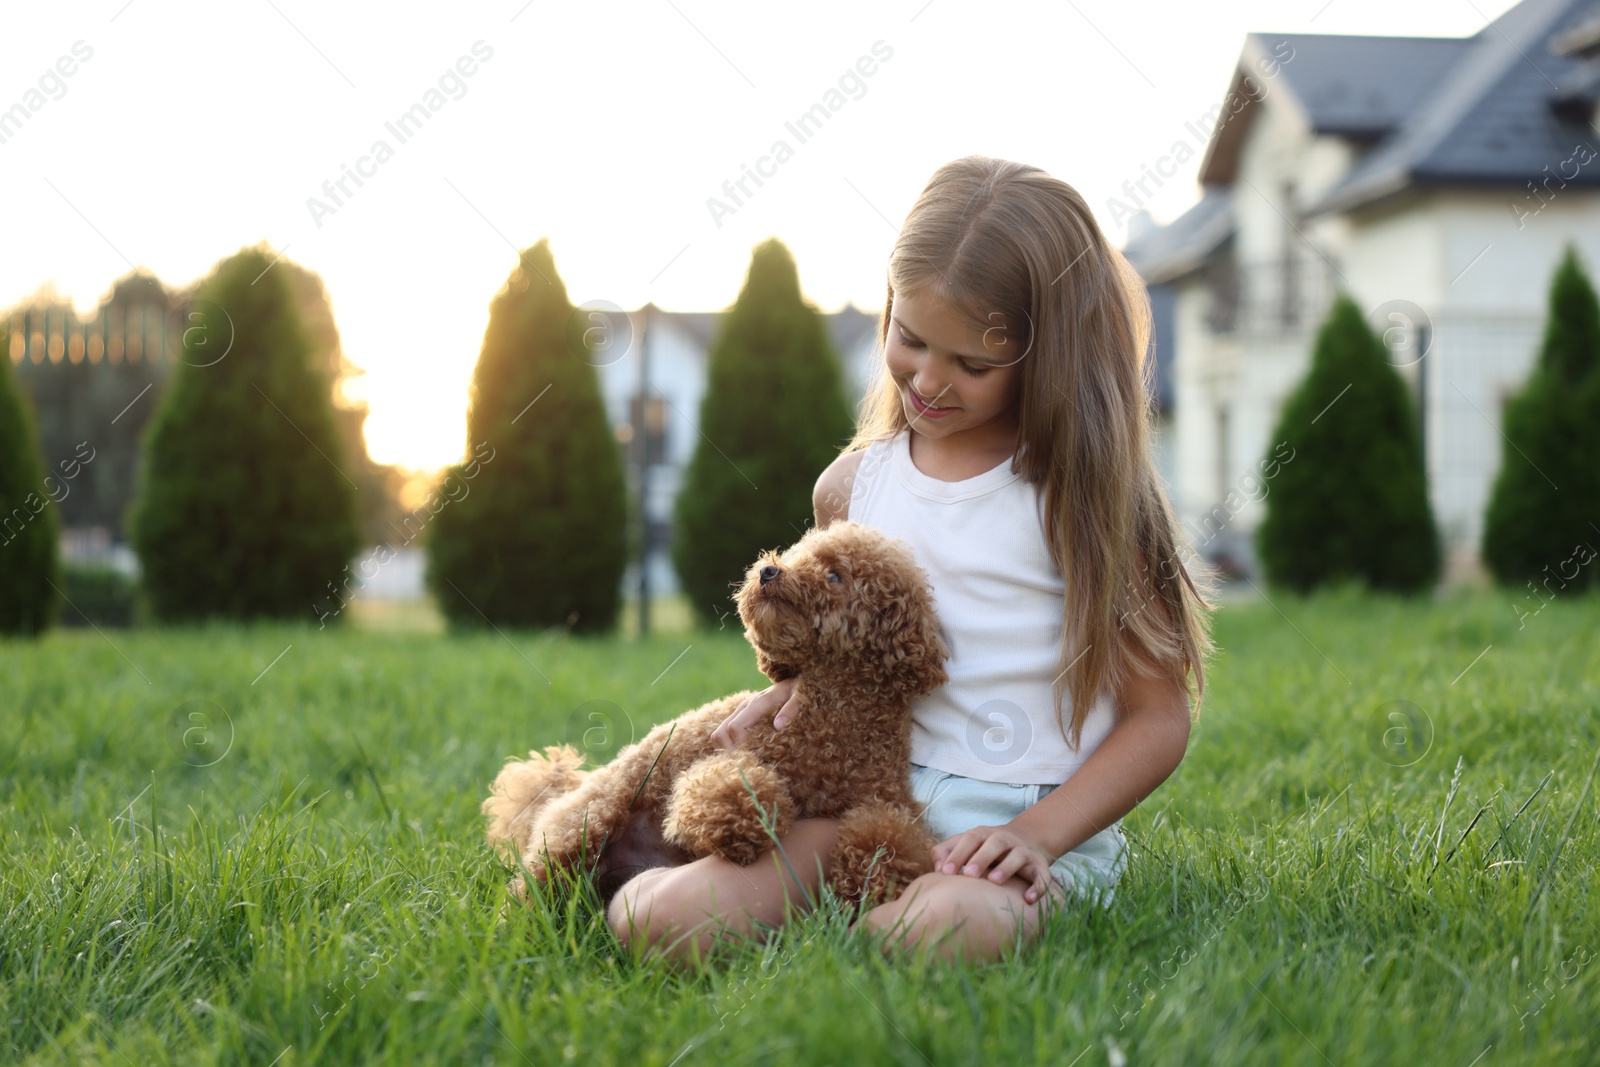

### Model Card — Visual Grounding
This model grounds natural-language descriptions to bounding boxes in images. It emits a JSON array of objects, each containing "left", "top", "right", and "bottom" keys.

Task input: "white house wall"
[
  {"left": 1170, "top": 88, "right": 1370, "bottom": 573},
  {"left": 1299, "top": 133, "right": 1357, "bottom": 213},
  {"left": 1428, "top": 189, "right": 1600, "bottom": 568},
  {"left": 1170, "top": 279, "right": 1227, "bottom": 560},
  {"left": 1340, "top": 195, "right": 1444, "bottom": 311},
  {"left": 595, "top": 311, "right": 709, "bottom": 601},
  {"left": 1166, "top": 50, "right": 1600, "bottom": 584},
  {"left": 1159, "top": 277, "right": 1297, "bottom": 577},
  {"left": 1232, "top": 88, "right": 1311, "bottom": 264}
]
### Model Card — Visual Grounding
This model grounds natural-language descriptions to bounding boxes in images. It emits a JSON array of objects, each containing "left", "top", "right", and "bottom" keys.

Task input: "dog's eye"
[{"left": 826, "top": 570, "right": 842, "bottom": 584}]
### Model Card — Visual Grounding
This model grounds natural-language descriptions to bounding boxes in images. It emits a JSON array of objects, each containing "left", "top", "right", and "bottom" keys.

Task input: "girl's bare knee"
[
  {"left": 859, "top": 872, "right": 942, "bottom": 951},
  {"left": 605, "top": 818, "right": 844, "bottom": 964},
  {"left": 859, "top": 872, "right": 1043, "bottom": 964},
  {"left": 606, "top": 865, "right": 674, "bottom": 951},
  {"left": 607, "top": 864, "right": 747, "bottom": 969}
]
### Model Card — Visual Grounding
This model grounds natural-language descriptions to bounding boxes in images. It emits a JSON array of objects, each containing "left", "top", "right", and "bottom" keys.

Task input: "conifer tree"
[
  {"left": 130, "top": 244, "right": 360, "bottom": 621},
  {"left": 1255, "top": 292, "right": 1440, "bottom": 593},
  {"left": 671, "top": 238, "right": 855, "bottom": 626},
  {"left": 279, "top": 259, "right": 406, "bottom": 547},
  {"left": 0, "top": 323, "right": 61, "bottom": 635},
  {"left": 426, "top": 239, "right": 628, "bottom": 633},
  {"left": 1482, "top": 244, "right": 1600, "bottom": 594}
]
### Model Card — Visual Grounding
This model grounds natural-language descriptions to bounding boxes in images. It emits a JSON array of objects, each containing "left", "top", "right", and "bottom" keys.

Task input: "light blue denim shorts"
[{"left": 909, "top": 761, "right": 1129, "bottom": 907}]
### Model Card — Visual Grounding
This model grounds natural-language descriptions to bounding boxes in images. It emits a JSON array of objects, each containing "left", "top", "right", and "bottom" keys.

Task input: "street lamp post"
[{"left": 636, "top": 303, "right": 652, "bottom": 639}]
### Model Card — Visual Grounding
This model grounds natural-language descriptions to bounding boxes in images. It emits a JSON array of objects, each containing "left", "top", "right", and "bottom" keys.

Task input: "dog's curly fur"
[{"left": 482, "top": 520, "right": 949, "bottom": 911}]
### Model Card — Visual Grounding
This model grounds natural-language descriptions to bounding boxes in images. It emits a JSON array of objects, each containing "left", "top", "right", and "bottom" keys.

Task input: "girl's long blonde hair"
[{"left": 847, "top": 154, "right": 1217, "bottom": 747}]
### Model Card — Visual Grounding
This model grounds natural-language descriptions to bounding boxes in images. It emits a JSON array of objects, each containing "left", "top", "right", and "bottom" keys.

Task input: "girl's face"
[{"left": 885, "top": 287, "right": 1025, "bottom": 443}]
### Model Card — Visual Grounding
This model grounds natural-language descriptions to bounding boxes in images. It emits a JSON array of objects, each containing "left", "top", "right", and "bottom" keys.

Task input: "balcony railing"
[{"left": 1202, "top": 249, "right": 1343, "bottom": 337}]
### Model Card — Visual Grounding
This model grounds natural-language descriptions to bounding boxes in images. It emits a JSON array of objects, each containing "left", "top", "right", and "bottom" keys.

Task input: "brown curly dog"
[{"left": 482, "top": 519, "right": 949, "bottom": 911}]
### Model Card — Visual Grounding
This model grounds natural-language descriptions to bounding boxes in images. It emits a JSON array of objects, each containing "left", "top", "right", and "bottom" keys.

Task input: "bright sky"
[{"left": 4, "top": 0, "right": 1518, "bottom": 471}]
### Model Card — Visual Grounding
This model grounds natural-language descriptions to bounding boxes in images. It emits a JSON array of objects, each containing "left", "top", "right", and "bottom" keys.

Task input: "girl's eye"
[{"left": 899, "top": 329, "right": 992, "bottom": 376}]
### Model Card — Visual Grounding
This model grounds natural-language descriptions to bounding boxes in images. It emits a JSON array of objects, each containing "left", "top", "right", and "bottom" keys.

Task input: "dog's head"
[{"left": 734, "top": 520, "right": 948, "bottom": 697}]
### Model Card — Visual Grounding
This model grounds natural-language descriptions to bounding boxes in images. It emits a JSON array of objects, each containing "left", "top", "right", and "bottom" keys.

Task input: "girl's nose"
[{"left": 913, "top": 376, "right": 952, "bottom": 404}]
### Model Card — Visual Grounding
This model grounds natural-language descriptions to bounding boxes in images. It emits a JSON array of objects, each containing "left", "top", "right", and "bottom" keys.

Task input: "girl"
[{"left": 607, "top": 154, "right": 1216, "bottom": 968}]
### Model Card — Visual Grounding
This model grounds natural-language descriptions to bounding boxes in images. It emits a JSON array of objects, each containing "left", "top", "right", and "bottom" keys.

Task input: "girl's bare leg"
[
  {"left": 606, "top": 817, "right": 842, "bottom": 971},
  {"left": 858, "top": 869, "right": 1060, "bottom": 964}
]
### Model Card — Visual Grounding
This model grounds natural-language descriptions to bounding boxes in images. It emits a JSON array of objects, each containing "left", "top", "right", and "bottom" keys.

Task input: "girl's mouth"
[{"left": 907, "top": 386, "right": 956, "bottom": 418}]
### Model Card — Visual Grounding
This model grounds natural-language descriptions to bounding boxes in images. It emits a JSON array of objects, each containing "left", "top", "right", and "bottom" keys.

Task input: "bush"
[
  {"left": 129, "top": 244, "right": 361, "bottom": 622},
  {"left": 1255, "top": 292, "right": 1440, "bottom": 594},
  {"left": 426, "top": 239, "right": 628, "bottom": 633},
  {"left": 0, "top": 324, "right": 61, "bottom": 636},
  {"left": 1481, "top": 244, "right": 1600, "bottom": 594},
  {"left": 671, "top": 238, "right": 855, "bottom": 626},
  {"left": 55, "top": 564, "right": 138, "bottom": 628}
]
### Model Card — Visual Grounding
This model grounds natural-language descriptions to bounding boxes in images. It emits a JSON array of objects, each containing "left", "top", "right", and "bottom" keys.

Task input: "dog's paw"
[
  {"left": 829, "top": 802, "right": 937, "bottom": 908},
  {"left": 832, "top": 844, "right": 930, "bottom": 909},
  {"left": 663, "top": 810, "right": 771, "bottom": 866},
  {"left": 662, "top": 751, "right": 794, "bottom": 865},
  {"left": 705, "top": 829, "right": 772, "bottom": 867}
]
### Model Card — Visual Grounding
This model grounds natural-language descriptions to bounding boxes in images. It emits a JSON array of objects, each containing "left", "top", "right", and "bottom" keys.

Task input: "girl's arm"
[
  {"left": 933, "top": 666, "right": 1191, "bottom": 903},
  {"left": 1004, "top": 667, "right": 1191, "bottom": 860}
]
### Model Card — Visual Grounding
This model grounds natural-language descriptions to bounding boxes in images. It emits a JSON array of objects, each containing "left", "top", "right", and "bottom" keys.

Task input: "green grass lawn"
[{"left": 2, "top": 587, "right": 1597, "bottom": 1066}]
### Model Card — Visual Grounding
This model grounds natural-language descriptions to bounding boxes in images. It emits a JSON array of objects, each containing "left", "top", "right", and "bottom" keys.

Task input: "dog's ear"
[{"left": 867, "top": 589, "right": 949, "bottom": 696}]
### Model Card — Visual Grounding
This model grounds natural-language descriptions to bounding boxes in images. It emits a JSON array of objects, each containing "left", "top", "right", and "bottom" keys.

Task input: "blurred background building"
[
  {"left": 6, "top": 265, "right": 405, "bottom": 587},
  {"left": 1125, "top": 0, "right": 1600, "bottom": 583}
]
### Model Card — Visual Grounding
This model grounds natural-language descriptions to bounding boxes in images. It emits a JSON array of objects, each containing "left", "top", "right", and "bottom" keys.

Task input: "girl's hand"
[
  {"left": 931, "top": 822, "right": 1062, "bottom": 905},
  {"left": 711, "top": 676, "right": 801, "bottom": 751}
]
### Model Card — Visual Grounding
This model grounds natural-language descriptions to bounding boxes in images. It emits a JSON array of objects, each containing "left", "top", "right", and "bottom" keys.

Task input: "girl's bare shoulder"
[{"left": 813, "top": 447, "right": 872, "bottom": 527}]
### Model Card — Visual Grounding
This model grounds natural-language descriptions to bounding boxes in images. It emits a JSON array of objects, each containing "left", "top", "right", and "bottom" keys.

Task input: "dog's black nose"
[{"left": 759, "top": 565, "right": 780, "bottom": 585}]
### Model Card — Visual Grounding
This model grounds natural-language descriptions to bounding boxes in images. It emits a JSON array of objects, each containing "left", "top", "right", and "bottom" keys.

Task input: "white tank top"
[{"left": 848, "top": 427, "right": 1118, "bottom": 786}]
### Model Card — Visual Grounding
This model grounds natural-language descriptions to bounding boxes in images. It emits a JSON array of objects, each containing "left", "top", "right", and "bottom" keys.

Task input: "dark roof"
[
  {"left": 1196, "top": 34, "right": 1468, "bottom": 185},
  {"left": 1249, "top": 34, "right": 1468, "bottom": 139},
  {"left": 822, "top": 303, "right": 882, "bottom": 360},
  {"left": 1305, "top": 0, "right": 1600, "bottom": 216},
  {"left": 643, "top": 303, "right": 882, "bottom": 362},
  {"left": 1125, "top": 0, "right": 1600, "bottom": 273},
  {"left": 1122, "top": 186, "right": 1234, "bottom": 285}
]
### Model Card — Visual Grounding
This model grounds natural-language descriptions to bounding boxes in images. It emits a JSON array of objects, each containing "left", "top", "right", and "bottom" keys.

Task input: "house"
[
  {"left": 6, "top": 274, "right": 178, "bottom": 576},
  {"left": 1123, "top": 0, "right": 1600, "bottom": 583},
  {"left": 592, "top": 287, "right": 1176, "bottom": 607},
  {"left": 11, "top": 279, "right": 1158, "bottom": 612},
  {"left": 7, "top": 262, "right": 399, "bottom": 571},
  {"left": 593, "top": 302, "right": 883, "bottom": 601}
]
